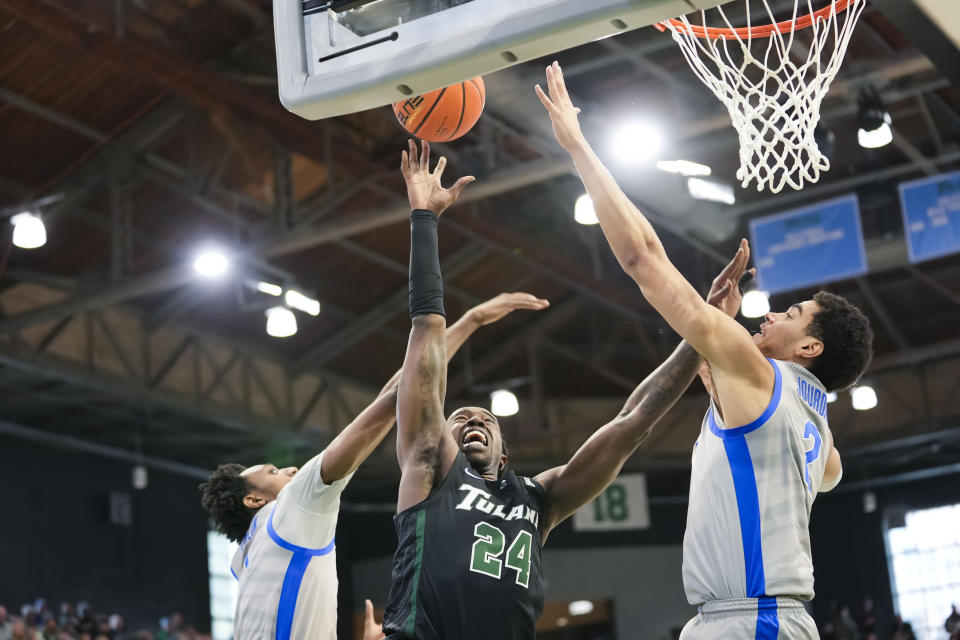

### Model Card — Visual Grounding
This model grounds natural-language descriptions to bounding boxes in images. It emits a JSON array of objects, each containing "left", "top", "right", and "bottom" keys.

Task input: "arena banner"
[
  {"left": 749, "top": 194, "right": 868, "bottom": 294},
  {"left": 899, "top": 169, "right": 960, "bottom": 263},
  {"left": 573, "top": 472, "right": 650, "bottom": 531}
]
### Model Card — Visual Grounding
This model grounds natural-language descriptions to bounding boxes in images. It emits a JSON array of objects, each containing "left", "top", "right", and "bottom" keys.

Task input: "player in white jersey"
[
  {"left": 537, "top": 61, "right": 874, "bottom": 639},
  {"left": 198, "top": 292, "right": 549, "bottom": 640}
]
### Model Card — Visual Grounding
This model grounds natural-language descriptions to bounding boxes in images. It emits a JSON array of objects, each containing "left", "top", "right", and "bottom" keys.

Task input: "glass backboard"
[{"left": 274, "top": 0, "right": 728, "bottom": 120}]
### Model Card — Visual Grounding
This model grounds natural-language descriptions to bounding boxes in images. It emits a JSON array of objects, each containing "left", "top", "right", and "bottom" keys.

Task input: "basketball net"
[{"left": 657, "top": 0, "right": 866, "bottom": 193}]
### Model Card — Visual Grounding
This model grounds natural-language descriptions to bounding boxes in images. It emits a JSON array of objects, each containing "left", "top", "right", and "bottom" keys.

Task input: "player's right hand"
[
  {"left": 401, "top": 139, "right": 475, "bottom": 216},
  {"left": 535, "top": 61, "right": 586, "bottom": 152},
  {"left": 706, "top": 238, "right": 755, "bottom": 318}
]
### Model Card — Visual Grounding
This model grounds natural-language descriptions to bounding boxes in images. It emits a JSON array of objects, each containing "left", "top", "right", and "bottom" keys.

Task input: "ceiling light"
[
  {"left": 612, "top": 121, "right": 662, "bottom": 164},
  {"left": 556, "top": 618, "right": 569, "bottom": 627},
  {"left": 193, "top": 249, "right": 230, "bottom": 278},
  {"left": 132, "top": 465, "right": 148, "bottom": 491},
  {"left": 574, "top": 194, "right": 598, "bottom": 225},
  {"left": 266, "top": 306, "right": 298, "bottom": 338},
  {"left": 656, "top": 159, "right": 711, "bottom": 177},
  {"left": 741, "top": 290, "right": 770, "bottom": 319},
  {"left": 858, "top": 88, "right": 893, "bottom": 149},
  {"left": 256, "top": 281, "right": 283, "bottom": 297},
  {"left": 687, "top": 177, "right": 735, "bottom": 205},
  {"left": 10, "top": 212, "right": 46, "bottom": 249},
  {"left": 851, "top": 385, "right": 877, "bottom": 411},
  {"left": 490, "top": 389, "right": 519, "bottom": 417},
  {"left": 285, "top": 289, "right": 321, "bottom": 316},
  {"left": 568, "top": 600, "right": 594, "bottom": 616},
  {"left": 827, "top": 391, "right": 838, "bottom": 404},
  {"left": 857, "top": 118, "right": 892, "bottom": 149}
]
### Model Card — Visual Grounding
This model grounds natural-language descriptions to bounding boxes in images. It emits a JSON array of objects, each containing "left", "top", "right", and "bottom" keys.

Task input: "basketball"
[{"left": 393, "top": 77, "right": 485, "bottom": 142}]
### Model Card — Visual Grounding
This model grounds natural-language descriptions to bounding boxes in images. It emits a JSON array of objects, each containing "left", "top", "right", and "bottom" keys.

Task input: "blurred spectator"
[
  {"left": 832, "top": 601, "right": 861, "bottom": 640},
  {"left": 891, "top": 615, "right": 916, "bottom": 640},
  {"left": 10, "top": 620, "right": 31, "bottom": 640},
  {"left": 0, "top": 599, "right": 208, "bottom": 640},
  {"left": 0, "top": 606, "right": 13, "bottom": 640},
  {"left": 947, "top": 604, "right": 960, "bottom": 635},
  {"left": 40, "top": 619, "right": 58, "bottom": 640}
]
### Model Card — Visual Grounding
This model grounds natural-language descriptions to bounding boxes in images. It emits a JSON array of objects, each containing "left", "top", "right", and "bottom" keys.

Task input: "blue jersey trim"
[
  {"left": 275, "top": 553, "right": 313, "bottom": 640},
  {"left": 721, "top": 436, "right": 766, "bottom": 598},
  {"left": 755, "top": 596, "right": 779, "bottom": 639},
  {"left": 266, "top": 507, "right": 336, "bottom": 640},
  {"left": 230, "top": 566, "right": 239, "bottom": 581},
  {"left": 708, "top": 359, "right": 782, "bottom": 439},
  {"left": 266, "top": 508, "right": 336, "bottom": 556}
]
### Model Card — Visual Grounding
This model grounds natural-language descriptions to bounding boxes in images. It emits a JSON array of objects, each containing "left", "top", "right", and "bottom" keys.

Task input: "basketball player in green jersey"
[{"left": 381, "top": 140, "right": 753, "bottom": 640}]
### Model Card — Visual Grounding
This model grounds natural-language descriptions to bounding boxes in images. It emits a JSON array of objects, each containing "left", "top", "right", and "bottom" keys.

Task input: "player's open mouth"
[{"left": 462, "top": 428, "right": 488, "bottom": 447}]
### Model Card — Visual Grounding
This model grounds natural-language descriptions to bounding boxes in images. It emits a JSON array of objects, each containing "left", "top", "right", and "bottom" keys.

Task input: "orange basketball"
[{"left": 393, "top": 77, "right": 485, "bottom": 143}]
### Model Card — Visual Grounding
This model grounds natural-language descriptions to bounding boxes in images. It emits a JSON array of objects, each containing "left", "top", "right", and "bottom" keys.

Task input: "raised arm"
[
  {"left": 319, "top": 293, "right": 544, "bottom": 484},
  {"left": 534, "top": 245, "right": 753, "bottom": 538},
  {"left": 536, "top": 62, "right": 773, "bottom": 425},
  {"left": 395, "top": 140, "right": 473, "bottom": 512}
]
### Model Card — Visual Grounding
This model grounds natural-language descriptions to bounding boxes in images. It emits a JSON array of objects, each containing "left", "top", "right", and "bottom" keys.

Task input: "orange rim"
[{"left": 654, "top": 0, "right": 857, "bottom": 39}]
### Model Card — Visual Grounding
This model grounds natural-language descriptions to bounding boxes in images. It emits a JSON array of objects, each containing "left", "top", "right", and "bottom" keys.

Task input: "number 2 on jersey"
[
  {"left": 803, "top": 420, "right": 822, "bottom": 494},
  {"left": 470, "top": 522, "right": 533, "bottom": 588}
]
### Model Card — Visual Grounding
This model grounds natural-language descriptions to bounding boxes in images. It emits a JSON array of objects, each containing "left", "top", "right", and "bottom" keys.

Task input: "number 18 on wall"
[{"left": 572, "top": 473, "right": 651, "bottom": 532}]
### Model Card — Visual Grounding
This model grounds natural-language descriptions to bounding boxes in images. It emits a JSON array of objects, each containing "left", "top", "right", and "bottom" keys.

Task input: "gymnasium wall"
[
  {"left": 808, "top": 470, "right": 960, "bottom": 626},
  {"left": 0, "top": 435, "right": 211, "bottom": 632}
]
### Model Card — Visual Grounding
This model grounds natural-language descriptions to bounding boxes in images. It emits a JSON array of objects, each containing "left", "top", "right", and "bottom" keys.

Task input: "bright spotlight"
[
  {"left": 827, "top": 391, "right": 838, "bottom": 404},
  {"left": 574, "top": 194, "right": 598, "bottom": 225},
  {"left": 266, "top": 306, "right": 297, "bottom": 338},
  {"left": 851, "top": 385, "right": 877, "bottom": 411},
  {"left": 10, "top": 212, "right": 47, "bottom": 249},
  {"left": 490, "top": 389, "right": 519, "bottom": 417},
  {"left": 656, "top": 160, "right": 711, "bottom": 177},
  {"left": 740, "top": 290, "right": 770, "bottom": 319},
  {"left": 568, "top": 601, "right": 594, "bottom": 616},
  {"left": 687, "top": 177, "right": 735, "bottom": 205},
  {"left": 857, "top": 119, "right": 892, "bottom": 149},
  {"left": 858, "top": 88, "right": 893, "bottom": 149},
  {"left": 285, "top": 289, "right": 321, "bottom": 316},
  {"left": 256, "top": 281, "right": 283, "bottom": 297},
  {"left": 193, "top": 249, "right": 230, "bottom": 278},
  {"left": 612, "top": 122, "right": 662, "bottom": 164}
]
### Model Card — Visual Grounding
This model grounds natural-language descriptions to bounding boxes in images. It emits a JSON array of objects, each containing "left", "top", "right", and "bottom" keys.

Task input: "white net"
[{"left": 659, "top": 0, "right": 866, "bottom": 193}]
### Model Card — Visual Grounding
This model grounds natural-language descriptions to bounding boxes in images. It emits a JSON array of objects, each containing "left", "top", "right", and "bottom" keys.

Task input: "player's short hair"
[
  {"left": 199, "top": 463, "right": 257, "bottom": 543},
  {"left": 806, "top": 291, "right": 873, "bottom": 392}
]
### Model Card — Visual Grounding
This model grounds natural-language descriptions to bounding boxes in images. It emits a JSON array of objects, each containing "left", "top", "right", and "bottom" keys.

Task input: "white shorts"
[{"left": 680, "top": 597, "right": 819, "bottom": 640}]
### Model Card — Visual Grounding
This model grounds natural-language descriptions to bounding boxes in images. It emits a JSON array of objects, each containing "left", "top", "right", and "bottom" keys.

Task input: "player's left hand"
[
  {"left": 467, "top": 292, "right": 551, "bottom": 327},
  {"left": 535, "top": 61, "right": 586, "bottom": 151},
  {"left": 401, "top": 139, "right": 475, "bottom": 216},
  {"left": 706, "top": 238, "right": 755, "bottom": 318},
  {"left": 362, "top": 599, "right": 385, "bottom": 640}
]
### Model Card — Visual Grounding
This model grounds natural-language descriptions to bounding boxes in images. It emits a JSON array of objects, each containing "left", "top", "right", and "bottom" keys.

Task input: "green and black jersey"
[{"left": 382, "top": 451, "right": 546, "bottom": 640}]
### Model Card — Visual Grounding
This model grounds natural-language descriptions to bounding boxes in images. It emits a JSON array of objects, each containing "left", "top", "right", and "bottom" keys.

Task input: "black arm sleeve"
[{"left": 409, "top": 209, "right": 445, "bottom": 318}]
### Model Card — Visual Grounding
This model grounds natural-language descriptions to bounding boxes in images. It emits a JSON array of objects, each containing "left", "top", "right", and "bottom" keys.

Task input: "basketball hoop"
[{"left": 656, "top": 0, "right": 866, "bottom": 194}]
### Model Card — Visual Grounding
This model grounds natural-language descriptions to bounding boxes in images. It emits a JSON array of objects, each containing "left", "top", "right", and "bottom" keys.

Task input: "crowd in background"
[
  {"left": 819, "top": 597, "right": 960, "bottom": 640},
  {"left": 0, "top": 600, "right": 210, "bottom": 640}
]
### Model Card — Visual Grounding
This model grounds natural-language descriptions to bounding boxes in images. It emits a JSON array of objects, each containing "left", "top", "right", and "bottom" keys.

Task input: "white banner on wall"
[{"left": 573, "top": 473, "right": 650, "bottom": 531}]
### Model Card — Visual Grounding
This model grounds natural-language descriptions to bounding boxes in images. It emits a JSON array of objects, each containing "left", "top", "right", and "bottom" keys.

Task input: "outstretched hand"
[
  {"left": 467, "top": 292, "right": 550, "bottom": 327},
  {"left": 363, "top": 599, "right": 385, "bottom": 640},
  {"left": 534, "top": 61, "right": 586, "bottom": 151},
  {"left": 400, "top": 139, "right": 475, "bottom": 216},
  {"left": 706, "top": 238, "right": 755, "bottom": 318}
]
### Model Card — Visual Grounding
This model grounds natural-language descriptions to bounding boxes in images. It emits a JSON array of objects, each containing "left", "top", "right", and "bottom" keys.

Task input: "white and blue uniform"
[
  {"left": 681, "top": 359, "right": 831, "bottom": 639},
  {"left": 232, "top": 452, "right": 353, "bottom": 640}
]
